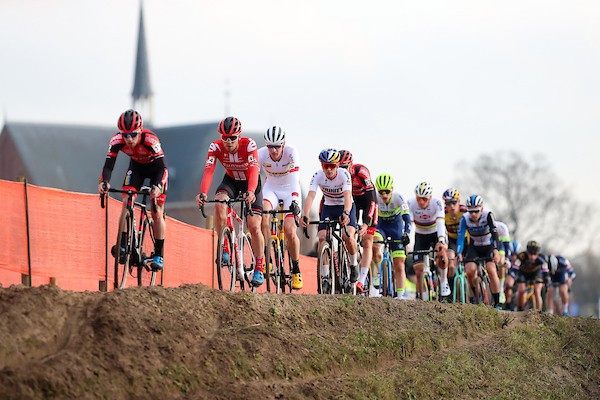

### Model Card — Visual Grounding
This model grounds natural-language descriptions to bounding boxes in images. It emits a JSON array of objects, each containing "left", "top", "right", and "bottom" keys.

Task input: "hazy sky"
[{"left": 2, "top": 0, "right": 600, "bottom": 226}]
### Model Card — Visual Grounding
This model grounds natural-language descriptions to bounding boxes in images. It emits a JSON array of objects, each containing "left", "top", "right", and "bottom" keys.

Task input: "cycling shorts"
[
  {"left": 319, "top": 203, "right": 357, "bottom": 231},
  {"left": 262, "top": 181, "right": 301, "bottom": 217},
  {"left": 216, "top": 174, "right": 263, "bottom": 214},
  {"left": 354, "top": 194, "right": 378, "bottom": 235},
  {"left": 374, "top": 226, "right": 406, "bottom": 258},
  {"left": 413, "top": 232, "right": 438, "bottom": 265},
  {"left": 122, "top": 160, "right": 168, "bottom": 205}
]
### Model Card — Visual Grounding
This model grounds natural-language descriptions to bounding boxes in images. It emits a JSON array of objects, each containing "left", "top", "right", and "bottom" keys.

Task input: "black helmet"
[{"left": 526, "top": 240, "right": 540, "bottom": 254}]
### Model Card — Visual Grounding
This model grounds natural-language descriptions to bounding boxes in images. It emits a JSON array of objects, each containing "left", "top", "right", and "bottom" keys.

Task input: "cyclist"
[
  {"left": 495, "top": 220, "right": 512, "bottom": 306},
  {"left": 338, "top": 150, "right": 378, "bottom": 294},
  {"left": 98, "top": 109, "right": 168, "bottom": 271},
  {"left": 545, "top": 254, "right": 575, "bottom": 316},
  {"left": 300, "top": 149, "right": 360, "bottom": 284},
  {"left": 257, "top": 126, "right": 303, "bottom": 290},
  {"left": 514, "top": 240, "right": 547, "bottom": 311},
  {"left": 442, "top": 188, "right": 467, "bottom": 297},
  {"left": 407, "top": 182, "right": 449, "bottom": 300},
  {"left": 456, "top": 194, "right": 502, "bottom": 307},
  {"left": 373, "top": 173, "right": 411, "bottom": 299},
  {"left": 195, "top": 117, "right": 266, "bottom": 287}
]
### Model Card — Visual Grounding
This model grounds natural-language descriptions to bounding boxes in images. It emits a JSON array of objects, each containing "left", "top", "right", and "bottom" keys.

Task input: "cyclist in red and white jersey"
[
  {"left": 407, "top": 182, "right": 449, "bottom": 300},
  {"left": 98, "top": 109, "right": 168, "bottom": 271},
  {"left": 338, "top": 150, "right": 378, "bottom": 294},
  {"left": 258, "top": 126, "right": 303, "bottom": 289},
  {"left": 196, "top": 117, "right": 266, "bottom": 287},
  {"left": 300, "top": 149, "right": 360, "bottom": 284}
]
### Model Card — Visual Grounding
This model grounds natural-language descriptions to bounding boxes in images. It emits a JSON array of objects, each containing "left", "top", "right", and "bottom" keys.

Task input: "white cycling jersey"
[
  {"left": 258, "top": 145, "right": 301, "bottom": 209},
  {"left": 407, "top": 197, "right": 447, "bottom": 241},
  {"left": 308, "top": 168, "right": 352, "bottom": 206}
]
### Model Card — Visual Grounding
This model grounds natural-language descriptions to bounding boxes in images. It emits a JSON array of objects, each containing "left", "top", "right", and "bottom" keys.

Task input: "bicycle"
[
  {"left": 304, "top": 217, "right": 355, "bottom": 295},
  {"left": 263, "top": 199, "right": 299, "bottom": 294},
  {"left": 411, "top": 248, "right": 440, "bottom": 301},
  {"left": 100, "top": 185, "right": 160, "bottom": 289},
  {"left": 370, "top": 236, "right": 400, "bottom": 298},
  {"left": 200, "top": 196, "right": 257, "bottom": 293},
  {"left": 452, "top": 260, "right": 470, "bottom": 304},
  {"left": 467, "top": 257, "right": 493, "bottom": 305}
]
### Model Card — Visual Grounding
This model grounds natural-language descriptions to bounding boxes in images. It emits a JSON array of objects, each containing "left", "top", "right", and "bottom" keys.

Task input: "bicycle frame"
[
  {"left": 452, "top": 261, "right": 469, "bottom": 304},
  {"left": 411, "top": 248, "right": 439, "bottom": 301},
  {"left": 264, "top": 200, "right": 299, "bottom": 293},
  {"left": 201, "top": 196, "right": 256, "bottom": 292},
  {"left": 101, "top": 186, "right": 159, "bottom": 289},
  {"left": 372, "top": 237, "right": 395, "bottom": 298}
]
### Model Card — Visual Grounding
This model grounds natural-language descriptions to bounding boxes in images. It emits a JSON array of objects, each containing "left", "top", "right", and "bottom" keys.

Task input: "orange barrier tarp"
[{"left": 0, "top": 180, "right": 317, "bottom": 293}]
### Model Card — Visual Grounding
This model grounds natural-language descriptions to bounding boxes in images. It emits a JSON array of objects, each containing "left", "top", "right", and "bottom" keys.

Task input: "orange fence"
[{"left": 0, "top": 180, "right": 317, "bottom": 294}]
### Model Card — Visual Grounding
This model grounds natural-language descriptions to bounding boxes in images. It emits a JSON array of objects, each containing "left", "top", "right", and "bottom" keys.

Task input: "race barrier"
[{"left": 0, "top": 180, "right": 317, "bottom": 294}]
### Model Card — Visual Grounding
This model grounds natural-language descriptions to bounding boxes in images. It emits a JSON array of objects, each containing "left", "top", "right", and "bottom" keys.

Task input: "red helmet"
[
  {"left": 338, "top": 149, "right": 353, "bottom": 168},
  {"left": 117, "top": 109, "right": 143, "bottom": 133},
  {"left": 218, "top": 117, "right": 242, "bottom": 136}
]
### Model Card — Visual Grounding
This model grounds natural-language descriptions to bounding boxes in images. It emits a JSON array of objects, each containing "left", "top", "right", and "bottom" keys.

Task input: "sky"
[{"left": 2, "top": 0, "right": 600, "bottom": 243}]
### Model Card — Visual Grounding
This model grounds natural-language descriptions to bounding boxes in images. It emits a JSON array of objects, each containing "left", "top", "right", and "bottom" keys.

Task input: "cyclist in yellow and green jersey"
[{"left": 442, "top": 188, "right": 467, "bottom": 296}]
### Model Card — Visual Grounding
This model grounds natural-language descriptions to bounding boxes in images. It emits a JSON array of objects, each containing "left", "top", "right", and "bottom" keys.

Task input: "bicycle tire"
[
  {"left": 114, "top": 209, "right": 134, "bottom": 289},
  {"left": 217, "top": 226, "right": 235, "bottom": 292},
  {"left": 453, "top": 276, "right": 469, "bottom": 304},
  {"left": 317, "top": 243, "right": 334, "bottom": 294},
  {"left": 137, "top": 215, "right": 157, "bottom": 287},
  {"left": 381, "top": 257, "right": 391, "bottom": 297},
  {"left": 241, "top": 232, "right": 258, "bottom": 293},
  {"left": 338, "top": 243, "right": 353, "bottom": 295},
  {"left": 265, "top": 238, "right": 279, "bottom": 293},
  {"left": 281, "top": 242, "right": 293, "bottom": 293}
]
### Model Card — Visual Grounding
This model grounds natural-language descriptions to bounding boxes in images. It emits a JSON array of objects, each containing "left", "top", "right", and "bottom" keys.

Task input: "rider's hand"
[
  {"left": 152, "top": 184, "right": 163, "bottom": 199},
  {"left": 457, "top": 253, "right": 463, "bottom": 263},
  {"left": 492, "top": 249, "right": 500, "bottom": 264},
  {"left": 401, "top": 232, "right": 410, "bottom": 246},
  {"left": 289, "top": 200, "right": 301, "bottom": 216},
  {"left": 435, "top": 241, "right": 447, "bottom": 253},
  {"left": 340, "top": 212, "right": 350, "bottom": 226},
  {"left": 196, "top": 193, "right": 207, "bottom": 206},
  {"left": 98, "top": 181, "right": 109, "bottom": 195},
  {"left": 243, "top": 191, "right": 256, "bottom": 205},
  {"left": 358, "top": 223, "right": 368, "bottom": 236},
  {"left": 300, "top": 215, "right": 309, "bottom": 228}
]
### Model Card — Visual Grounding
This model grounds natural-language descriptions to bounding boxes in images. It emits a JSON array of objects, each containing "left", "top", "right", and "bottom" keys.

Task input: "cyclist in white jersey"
[
  {"left": 495, "top": 220, "right": 512, "bottom": 305},
  {"left": 300, "top": 149, "right": 360, "bottom": 283},
  {"left": 258, "top": 126, "right": 303, "bottom": 289},
  {"left": 407, "top": 182, "right": 449, "bottom": 300}
]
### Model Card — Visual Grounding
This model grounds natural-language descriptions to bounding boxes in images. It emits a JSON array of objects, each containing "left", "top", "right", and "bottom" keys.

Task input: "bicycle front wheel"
[
  {"left": 217, "top": 226, "right": 235, "bottom": 292},
  {"left": 381, "top": 257, "right": 391, "bottom": 297},
  {"left": 338, "top": 243, "right": 353, "bottom": 295},
  {"left": 241, "top": 232, "right": 259, "bottom": 293},
  {"left": 113, "top": 209, "right": 135, "bottom": 289},
  {"left": 265, "top": 238, "right": 281, "bottom": 293},
  {"left": 317, "top": 243, "right": 334, "bottom": 295}
]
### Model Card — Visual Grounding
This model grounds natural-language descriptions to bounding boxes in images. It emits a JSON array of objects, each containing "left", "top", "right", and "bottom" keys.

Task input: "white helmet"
[
  {"left": 466, "top": 194, "right": 483, "bottom": 208},
  {"left": 264, "top": 126, "right": 285, "bottom": 146},
  {"left": 415, "top": 181, "right": 433, "bottom": 198}
]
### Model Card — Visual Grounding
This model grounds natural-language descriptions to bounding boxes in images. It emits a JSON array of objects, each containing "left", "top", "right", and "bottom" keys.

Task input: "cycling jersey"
[
  {"left": 456, "top": 209, "right": 500, "bottom": 255},
  {"left": 258, "top": 144, "right": 301, "bottom": 210},
  {"left": 445, "top": 204, "right": 467, "bottom": 240},
  {"left": 495, "top": 221, "right": 512, "bottom": 256},
  {"left": 346, "top": 163, "right": 377, "bottom": 231},
  {"left": 200, "top": 137, "right": 260, "bottom": 195},
  {"left": 349, "top": 164, "right": 375, "bottom": 197},
  {"left": 514, "top": 252, "right": 546, "bottom": 274},
  {"left": 407, "top": 197, "right": 447, "bottom": 242},
  {"left": 308, "top": 168, "right": 352, "bottom": 206},
  {"left": 377, "top": 192, "right": 411, "bottom": 234},
  {"left": 548, "top": 255, "right": 575, "bottom": 286}
]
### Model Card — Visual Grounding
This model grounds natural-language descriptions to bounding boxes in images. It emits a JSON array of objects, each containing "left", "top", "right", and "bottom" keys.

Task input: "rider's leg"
[
  {"left": 393, "top": 253, "right": 407, "bottom": 299},
  {"left": 342, "top": 226, "right": 359, "bottom": 282},
  {"left": 413, "top": 263, "right": 424, "bottom": 300},
  {"left": 534, "top": 283, "right": 544, "bottom": 311},
  {"left": 358, "top": 233, "right": 374, "bottom": 287},
  {"left": 486, "top": 261, "right": 501, "bottom": 306},
  {"left": 559, "top": 283, "right": 569, "bottom": 315}
]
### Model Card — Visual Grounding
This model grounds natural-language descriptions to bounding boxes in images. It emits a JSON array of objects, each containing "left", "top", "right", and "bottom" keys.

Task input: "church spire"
[{"left": 132, "top": 1, "right": 154, "bottom": 125}]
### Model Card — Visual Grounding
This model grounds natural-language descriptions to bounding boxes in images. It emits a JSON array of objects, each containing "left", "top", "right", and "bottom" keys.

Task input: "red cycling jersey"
[
  {"left": 200, "top": 137, "right": 260, "bottom": 194},
  {"left": 105, "top": 129, "right": 164, "bottom": 164},
  {"left": 350, "top": 163, "right": 375, "bottom": 196}
]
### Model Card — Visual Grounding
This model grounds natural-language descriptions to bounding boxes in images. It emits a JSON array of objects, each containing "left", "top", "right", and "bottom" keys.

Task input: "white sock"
[
  {"left": 359, "top": 266, "right": 369, "bottom": 284},
  {"left": 440, "top": 267, "right": 448, "bottom": 284},
  {"left": 350, "top": 253, "right": 358, "bottom": 266}
]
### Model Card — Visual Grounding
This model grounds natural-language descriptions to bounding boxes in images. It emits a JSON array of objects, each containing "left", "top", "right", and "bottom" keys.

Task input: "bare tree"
[{"left": 455, "top": 151, "right": 595, "bottom": 253}]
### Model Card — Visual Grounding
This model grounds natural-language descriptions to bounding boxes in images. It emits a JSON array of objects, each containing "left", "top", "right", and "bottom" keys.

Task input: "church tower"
[{"left": 131, "top": 2, "right": 154, "bottom": 125}]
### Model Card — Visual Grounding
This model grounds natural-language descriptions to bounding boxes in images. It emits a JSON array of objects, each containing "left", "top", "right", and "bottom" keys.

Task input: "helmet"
[
  {"left": 466, "top": 194, "right": 483, "bottom": 208},
  {"left": 548, "top": 255, "right": 558, "bottom": 275},
  {"left": 526, "top": 240, "right": 541, "bottom": 254},
  {"left": 118, "top": 109, "right": 143, "bottom": 133},
  {"left": 415, "top": 181, "right": 433, "bottom": 198},
  {"left": 218, "top": 117, "right": 242, "bottom": 136},
  {"left": 375, "top": 173, "right": 394, "bottom": 191},
  {"left": 338, "top": 150, "right": 353, "bottom": 168},
  {"left": 264, "top": 126, "right": 285, "bottom": 146},
  {"left": 443, "top": 188, "right": 460, "bottom": 200},
  {"left": 318, "top": 148, "right": 340, "bottom": 163}
]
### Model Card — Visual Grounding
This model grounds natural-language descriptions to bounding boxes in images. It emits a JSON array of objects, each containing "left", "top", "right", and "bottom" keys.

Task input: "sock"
[
  {"left": 396, "top": 288, "right": 405, "bottom": 298},
  {"left": 256, "top": 256, "right": 265, "bottom": 272},
  {"left": 499, "top": 278, "right": 505, "bottom": 293},
  {"left": 350, "top": 253, "right": 358, "bottom": 266},
  {"left": 291, "top": 259, "right": 300, "bottom": 274},
  {"left": 493, "top": 292, "right": 500, "bottom": 306},
  {"left": 440, "top": 267, "right": 448, "bottom": 284},
  {"left": 154, "top": 239, "right": 164, "bottom": 257},
  {"left": 359, "top": 266, "right": 369, "bottom": 284}
]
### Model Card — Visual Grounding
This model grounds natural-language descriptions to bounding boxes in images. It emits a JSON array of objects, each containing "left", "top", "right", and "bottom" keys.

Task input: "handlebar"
[
  {"left": 199, "top": 196, "right": 254, "bottom": 219},
  {"left": 100, "top": 185, "right": 157, "bottom": 213},
  {"left": 263, "top": 208, "right": 300, "bottom": 227},
  {"left": 302, "top": 217, "right": 349, "bottom": 239}
]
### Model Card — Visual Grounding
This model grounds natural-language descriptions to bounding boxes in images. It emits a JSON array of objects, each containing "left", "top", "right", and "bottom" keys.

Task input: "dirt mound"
[{"left": 1, "top": 284, "right": 599, "bottom": 399}]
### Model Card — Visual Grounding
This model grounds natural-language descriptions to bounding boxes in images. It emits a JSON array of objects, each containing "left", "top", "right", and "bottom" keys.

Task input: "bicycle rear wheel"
[
  {"left": 217, "top": 226, "right": 235, "bottom": 292},
  {"left": 136, "top": 216, "right": 157, "bottom": 287},
  {"left": 317, "top": 243, "right": 334, "bottom": 294},
  {"left": 113, "top": 209, "right": 134, "bottom": 289},
  {"left": 381, "top": 257, "right": 391, "bottom": 297},
  {"left": 241, "top": 232, "right": 259, "bottom": 293}
]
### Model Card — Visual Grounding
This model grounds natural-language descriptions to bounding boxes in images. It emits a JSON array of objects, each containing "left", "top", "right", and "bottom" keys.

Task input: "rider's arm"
[
  {"left": 99, "top": 134, "right": 125, "bottom": 183},
  {"left": 364, "top": 188, "right": 377, "bottom": 225},
  {"left": 289, "top": 146, "right": 302, "bottom": 202},
  {"left": 199, "top": 142, "right": 219, "bottom": 194},
  {"left": 343, "top": 190, "right": 353, "bottom": 215},
  {"left": 99, "top": 156, "right": 117, "bottom": 183},
  {"left": 401, "top": 209, "right": 412, "bottom": 235},
  {"left": 434, "top": 199, "right": 447, "bottom": 244},
  {"left": 246, "top": 141, "right": 260, "bottom": 194},
  {"left": 486, "top": 211, "right": 501, "bottom": 249},
  {"left": 302, "top": 190, "right": 317, "bottom": 217},
  {"left": 456, "top": 217, "right": 467, "bottom": 255}
]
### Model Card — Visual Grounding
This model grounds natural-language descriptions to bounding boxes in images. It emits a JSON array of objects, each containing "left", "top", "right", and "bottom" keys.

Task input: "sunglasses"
[
  {"left": 468, "top": 209, "right": 481, "bottom": 214},
  {"left": 222, "top": 135, "right": 239, "bottom": 142},
  {"left": 121, "top": 131, "right": 139, "bottom": 139},
  {"left": 267, "top": 145, "right": 282, "bottom": 149},
  {"left": 321, "top": 163, "right": 337, "bottom": 169},
  {"left": 416, "top": 196, "right": 429, "bottom": 201},
  {"left": 378, "top": 190, "right": 391, "bottom": 195},
  {"left": 445, "top": 200, "right": 458, "bottom": 205}
]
